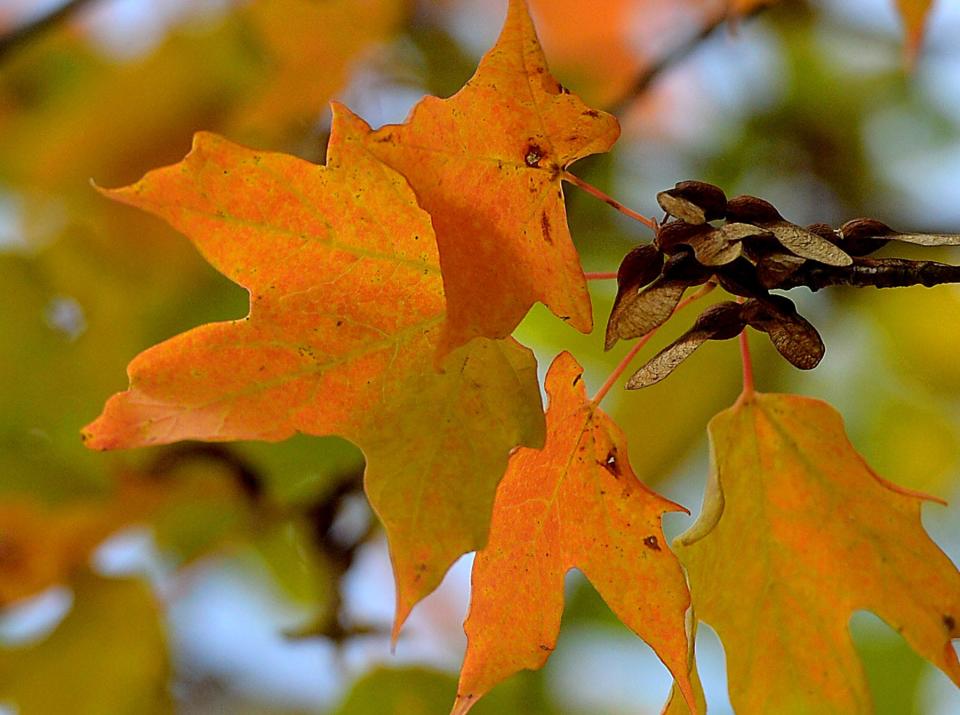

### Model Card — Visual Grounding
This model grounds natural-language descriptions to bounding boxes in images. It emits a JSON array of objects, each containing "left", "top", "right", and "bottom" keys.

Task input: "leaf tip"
[{"left": 450, "top": 693, "right": 478, "bottom": 715}]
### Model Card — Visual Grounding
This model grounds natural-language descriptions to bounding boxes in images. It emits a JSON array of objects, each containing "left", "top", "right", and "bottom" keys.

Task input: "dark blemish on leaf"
[
  {"left": 643, "top": 535, "right": 661, "bottom": 551},
  {"left": 525, "top": 142, "right": 544, "bottom": 168},
  {"left": 372, "top": 133, "right": 395, "bottom": 144},
  {"left": 536, "top": 66, "right": 545, "bottom": 74},
  {"left": 600, "top": 448, "right": 621, "bottom": 477},
  {"left": 559, "top": 315, "right": 571, "bottom": 321},
  {"left": 944, "top": 614, "right": 956, "bottom": 632},
  {"left": 336, "top": 320, "right": 343, "bottom": 327},
  {"left": 572, "top": 374, "right": 582, "bottom": 386},
  {"left": 539, "top": 644, "right": 554, "bottom": 652},
  {"left": 540, "top": 212, "right": 552, "bottom": 244},
  {"left": 558, "top": 84, "right": 570, "bottom": 94},
  {"left": 584, "top": 109, "right": 600, "bottom": 118}
]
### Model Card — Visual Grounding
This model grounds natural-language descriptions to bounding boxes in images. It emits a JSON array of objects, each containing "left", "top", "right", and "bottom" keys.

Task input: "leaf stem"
[
  {"left": 584, "top": 271, "right": 618, "bottom": 281},
  {"left": 591, "top": 281, "right": 715, "bottom": 406},
  {"left": 562, "top": 171, "right": 658, "bottom": 230},
  {"left": 737, "top": 300, "right": 755, "bottom": 402}
]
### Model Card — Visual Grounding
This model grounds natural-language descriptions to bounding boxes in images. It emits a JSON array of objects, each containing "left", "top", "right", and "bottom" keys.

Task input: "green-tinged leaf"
[
  {"left": 676, "top": 393, "right": 960, "bottom": 713},
  {"left": 0, "top": 574, "right": 170, "bottom": 715}
]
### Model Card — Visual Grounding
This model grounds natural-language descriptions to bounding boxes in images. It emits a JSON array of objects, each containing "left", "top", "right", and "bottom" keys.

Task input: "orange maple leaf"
[
  {"left": 82, "top": 105, "right": 546, "bottom": 636},
  {"left": 673, "top": 393, "right": 960, "bottom": 712},
  {"left": 363, "top": 0, "right": 620, "bottom": 355},
  {"left": 453, "top": 352, "right": 695, "bottom": 714}
]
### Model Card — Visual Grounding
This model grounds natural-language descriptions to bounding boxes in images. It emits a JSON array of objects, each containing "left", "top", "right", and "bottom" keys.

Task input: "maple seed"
[{"left": 609, "top": 180, "right": 960, "bottom": 387}]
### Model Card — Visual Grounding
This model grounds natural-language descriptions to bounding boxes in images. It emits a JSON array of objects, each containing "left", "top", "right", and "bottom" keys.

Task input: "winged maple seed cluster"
[
  {"left": 608, "top": 180, "right": 960, "bottom": 388},
  {"left": 79, "top": 1, "right": 960, "bottom": 713}
]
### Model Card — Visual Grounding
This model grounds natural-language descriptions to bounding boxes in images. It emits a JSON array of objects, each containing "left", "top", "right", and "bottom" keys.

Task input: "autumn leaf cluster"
[{"left": 2, "top": 0, "right": 959, "bottom": 713}]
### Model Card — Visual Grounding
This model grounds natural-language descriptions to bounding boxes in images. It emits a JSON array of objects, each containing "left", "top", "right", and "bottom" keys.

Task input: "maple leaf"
[
  {"left": 82, "top": 105, "right": 546, "bottom": 636},
  {"left": 453, "top": 352, "right": 695, "bottom": 715},
  {"left": 362, "top": 0, "right": 620, "bottom": 354},
  {"left": 673, "top": 393, "right": 960, "bottom": 712}
]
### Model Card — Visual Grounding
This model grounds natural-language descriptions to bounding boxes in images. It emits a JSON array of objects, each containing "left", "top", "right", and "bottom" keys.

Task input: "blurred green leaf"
[{"left": 0, "top": 574, "right": 170, "bottom": 714}]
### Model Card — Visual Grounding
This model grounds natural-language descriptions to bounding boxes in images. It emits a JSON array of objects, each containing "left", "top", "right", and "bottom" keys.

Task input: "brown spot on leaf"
[
  {"left": 584, "top": 109, "right": 600, "bottom": 118},
  {"left": 643, "top": 535, "right": 661, "bottom": 551},
  {"left": 525, "top": 142, "right": 544, "bottom": 168},
  {"left": 600, "top": 448, "right": 621, "bottom": 478},
  {"left": 944, "top": 614, "right": 956, "bottom": 632},
  {"left": 540, "top": 212, "right": 552, "bottom": 244}
]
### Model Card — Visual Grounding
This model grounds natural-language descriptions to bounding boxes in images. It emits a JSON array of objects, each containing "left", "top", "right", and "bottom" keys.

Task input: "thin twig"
[
  {"left": 608, "top": 4, "right": 767, "bottom": 116},
  {"left": 563, "top": 170, "right": 658, "bottom": 230},
  {"left": 0, "top": 0, "right": 98, "bottom": 62},
  {"left": 592, "top": 281, "right": 716, "bottom": 406}
]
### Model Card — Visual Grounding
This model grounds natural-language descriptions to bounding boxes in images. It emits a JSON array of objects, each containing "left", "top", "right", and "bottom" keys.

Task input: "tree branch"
[{"left": 0, "top": 0, "right": 98, "bottom": 62}]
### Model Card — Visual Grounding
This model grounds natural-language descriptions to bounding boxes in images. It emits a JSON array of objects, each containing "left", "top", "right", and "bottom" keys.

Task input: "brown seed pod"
[
  {"left": 657, "top": 181, "right": 728, "bottom": 224},
  {"left": 626, "top": 302, "right": 746, "bottom": 388},
  {"left": 741, "top": 295, "right": 824, "bottom": 369}
]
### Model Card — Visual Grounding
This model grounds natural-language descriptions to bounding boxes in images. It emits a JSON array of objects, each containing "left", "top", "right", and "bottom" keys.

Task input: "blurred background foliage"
[{"left": 0, "top": 0, "right": 958, "bottom": 713}]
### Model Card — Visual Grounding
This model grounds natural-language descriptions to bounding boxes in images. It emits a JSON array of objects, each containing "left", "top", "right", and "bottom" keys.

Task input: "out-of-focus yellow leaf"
[
  {"left": 863, "top": 288, "right": 960, "bottom": 396},
  {"left": 0, "top": 574, "right": 170, "bottom": 714},
  {"left": 859, "top": 399, "right": 958, "bottom": 496}
]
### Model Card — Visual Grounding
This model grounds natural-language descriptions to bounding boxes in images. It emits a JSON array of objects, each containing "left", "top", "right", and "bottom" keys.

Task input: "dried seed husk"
[
  {"left": 725, "top": 195, "right": 783, "bottom": 224},
  {"left": 616, "top": 244, "right": 663, "bottom": 290},
  {"left": 741, "top": 241, "right": 807, "bottom": 288},
  {"left": 841, "top": 218, "right": 960, "bottom": 253},
  {"left": 655, "top": 221, "right": 710, "bottom": 255},
  {"left": 688, "top": 222, "right": 771, "bottom": 266},
  {"left": 605, "top": 276, "right": 687, "bottom": 350},
  {"left": 626, "top": 302, "right": 746, "bottom": 388},
  {"left": 657, "top": 181, "right": 728, "bottom": 224},
  {"left": 741, "top": 296, "right": 824, "bottom": 369},
  {"left": 769, "top": 222, "right": 853, "bottom": 267}
]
